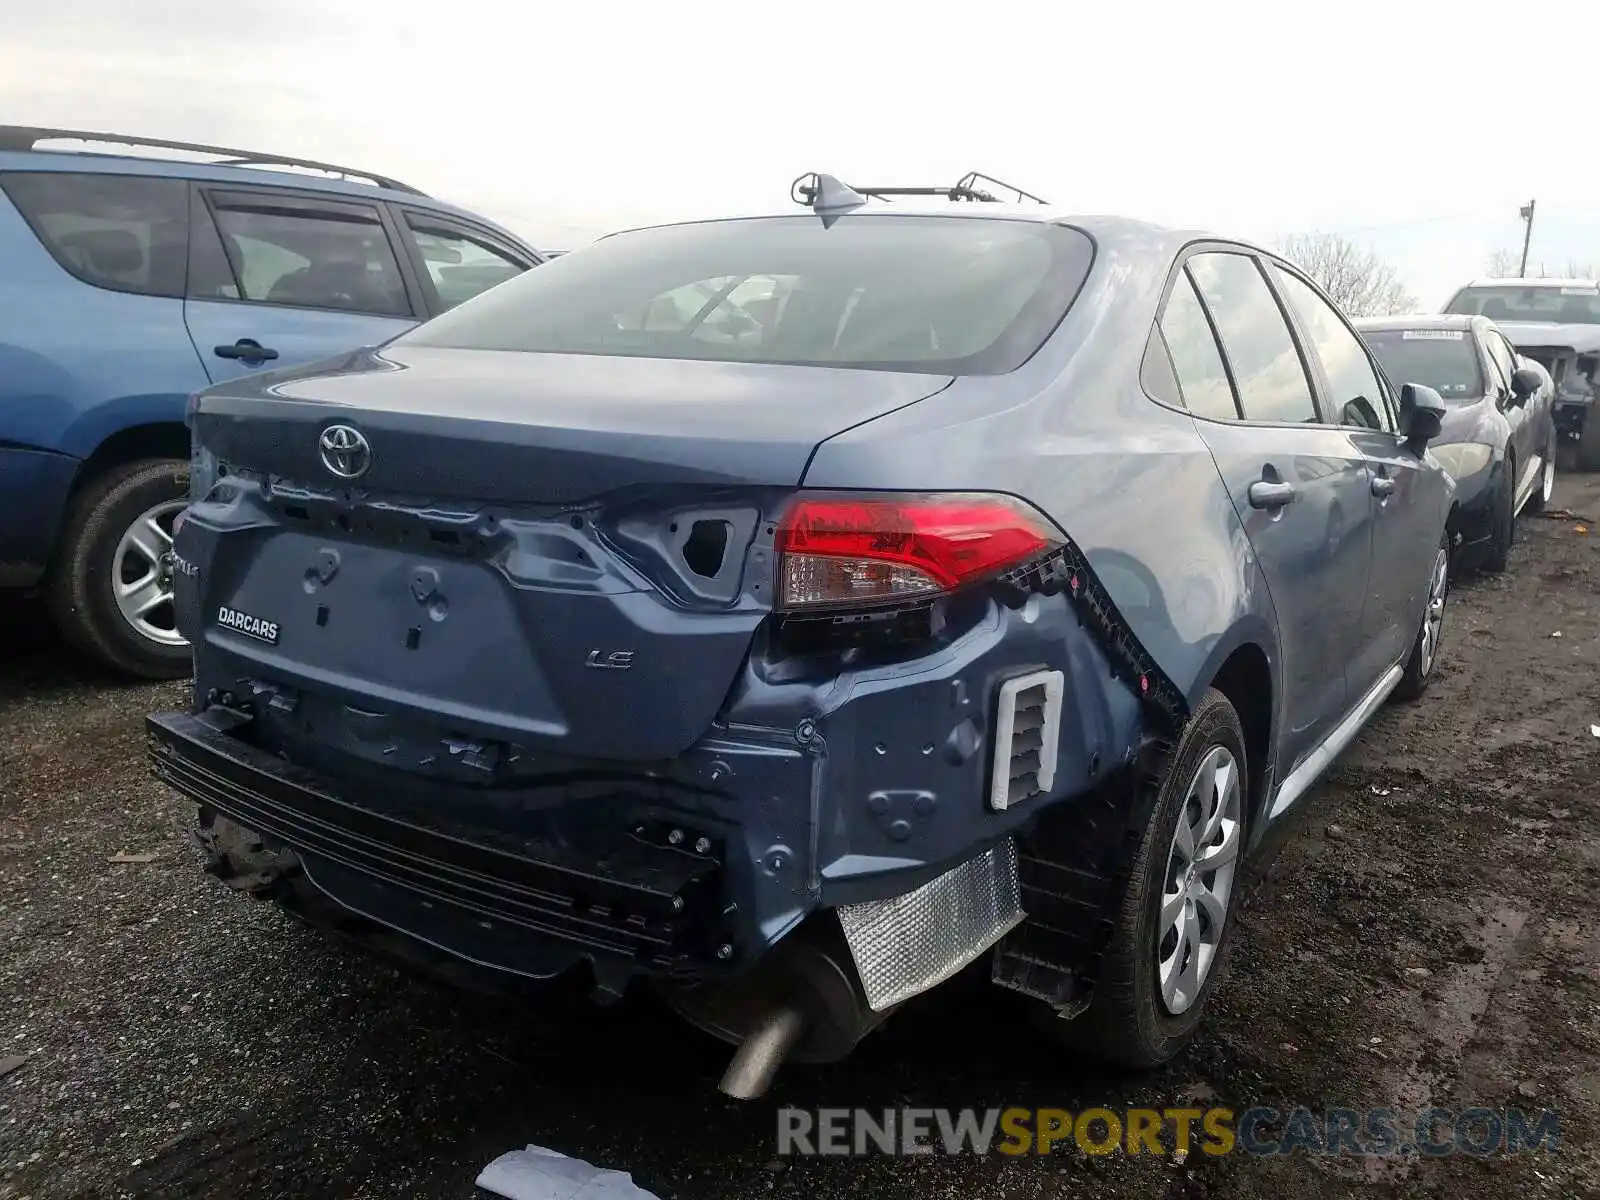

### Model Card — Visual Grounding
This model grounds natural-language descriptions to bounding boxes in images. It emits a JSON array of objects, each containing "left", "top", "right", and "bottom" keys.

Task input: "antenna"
[
  {"left": 789, "top": 170, "right": 1049, "bottom": 210},
  {"left": 790, "top": 173, "right": 869, "bottom": 211}
]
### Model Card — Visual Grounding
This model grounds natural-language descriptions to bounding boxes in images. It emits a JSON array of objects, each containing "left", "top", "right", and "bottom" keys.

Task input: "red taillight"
[{"left": 775, "top": 493, "right": 1060, "bottom": 610}]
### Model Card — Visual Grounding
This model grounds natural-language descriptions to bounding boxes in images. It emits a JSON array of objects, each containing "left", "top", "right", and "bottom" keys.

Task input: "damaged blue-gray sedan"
[{"left": 147, "top": 174, "right": 1457, "bottom": 1097}]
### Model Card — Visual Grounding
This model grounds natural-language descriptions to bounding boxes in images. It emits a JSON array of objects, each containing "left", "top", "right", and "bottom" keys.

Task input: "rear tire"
[
  {"left": 1038, "top": 689, "right": 1248, "bottom": 1068},
  {"left": 47, "top": 458, "right": 192, "bottom": 680},
  {"left": 1480, "top": 459, "right": 1515, "bottom": 575},
  {"left": 1393, "top": 533, "right": 1450, "bottom": 703},
  {"left": 1577, "top": 407, "right": 1600, "bottom": 472}
]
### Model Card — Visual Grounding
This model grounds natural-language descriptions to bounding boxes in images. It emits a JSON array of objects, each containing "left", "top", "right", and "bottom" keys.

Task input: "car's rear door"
[
  {"left": 1265, "top": 262, "right": 1443, "bottom": 696},
  {"left": 182, "top": 184, "right": 422, "bottom": 384},
  {"left": 1162, "top": 247, "right": 1376, "bottom": 774}
]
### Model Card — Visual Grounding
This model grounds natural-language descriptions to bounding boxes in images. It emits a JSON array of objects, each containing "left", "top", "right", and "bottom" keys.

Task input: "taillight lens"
[{"left": 775, "top": 492, "right": 1061, "bottom": 610}]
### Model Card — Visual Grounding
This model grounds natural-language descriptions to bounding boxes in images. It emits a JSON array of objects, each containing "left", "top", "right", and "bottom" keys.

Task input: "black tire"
[
  {"left": 1480, "top": 458, "right": 1515, "bottom": 574},
  {"left": 1393, "top": 532, "right": 1450, "bottom": 703},
  {"left": 1577, "top": 406, "right": 1600, "bottom": 472},
  {"left": 1525, "top": 432, "right": 1556, "bottom": 515},
  {"left": 1040, "top": 689, "right": 1248, "bottom": 1068},
  {"left": 47, "top": 457, "right": 192, "bottom": 680}
]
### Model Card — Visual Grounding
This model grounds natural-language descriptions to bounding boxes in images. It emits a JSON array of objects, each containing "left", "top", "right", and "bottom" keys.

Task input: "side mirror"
[
  {"left": 1400, "top": 382, "right": 1446, "bottom": 454},
  {"left": 1510, "top": 366, "right": 1542, "bottom": 405}
]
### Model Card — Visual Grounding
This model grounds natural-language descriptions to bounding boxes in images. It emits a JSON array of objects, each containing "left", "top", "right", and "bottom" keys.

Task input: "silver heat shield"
[{"left": 835, "top": 838, "right": 1025, "bottom": 1012}]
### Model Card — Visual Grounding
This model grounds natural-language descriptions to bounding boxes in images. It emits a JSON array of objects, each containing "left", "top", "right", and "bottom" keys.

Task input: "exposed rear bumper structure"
[
  {"left": 147, "top": 708, "right": 735, "bottom": 986},
  {"left": 147, "top": 703, "right": 1042, "bottom": 1095}
]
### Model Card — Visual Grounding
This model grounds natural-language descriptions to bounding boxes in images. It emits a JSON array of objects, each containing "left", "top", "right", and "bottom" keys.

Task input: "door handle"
[
  {"left": 1247, "top": 479, "right": 1296, "bottom": 509},
  {"left": 1371, "top": 475, "right": 1395, "bottom": 498},
  {"left": 214, "top": 339, "right": 279, "bottom": 363}
]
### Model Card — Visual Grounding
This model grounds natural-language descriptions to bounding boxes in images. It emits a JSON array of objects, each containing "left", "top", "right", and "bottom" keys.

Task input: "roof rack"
[
  {"left": 790, "top": 170, "right": 1048, "bottom": 208},
  {"left": 0, "top": 125, "right": 428, "bottom": 196}
]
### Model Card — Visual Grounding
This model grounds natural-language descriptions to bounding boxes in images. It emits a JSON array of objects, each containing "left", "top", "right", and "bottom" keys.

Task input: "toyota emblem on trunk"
[{"left": 319, "top": 425, "right": 371, "bottom": 479}]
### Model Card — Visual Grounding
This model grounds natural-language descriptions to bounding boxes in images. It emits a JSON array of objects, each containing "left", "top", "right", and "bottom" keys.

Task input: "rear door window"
[
  {"left": 0, "top": 171, "right": 189, "bottom": 297},
  {"left": 398, "top": 214, "right": 1096, "bottom": 375},
  {"left": 200, "top": 191, "right": 411, "bottom": 317},
  {"left": 400, "top": 213, "right": 533, "bottom": 312},
  {"left": 1156, "top": 271, "right": 1240, "bottom": 420},
  {"left": 1187, "top": 252, "right": 1320, "bottom": 424}
]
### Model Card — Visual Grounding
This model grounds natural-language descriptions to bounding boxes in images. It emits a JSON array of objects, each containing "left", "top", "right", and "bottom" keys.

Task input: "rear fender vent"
[{"left": 989, "top": 669, "right": 1064, "bottom": 811}]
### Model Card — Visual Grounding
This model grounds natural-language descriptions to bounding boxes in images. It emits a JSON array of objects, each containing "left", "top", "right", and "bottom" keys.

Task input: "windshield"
[
  {"left": 1444, "top": 284, "right": 1600, "bottom": 325},
  {"left": 397, "top": 215, "right": 1095, "bottom": 375},
  {"left": 1362, "top": 328, "right": 1484, "bottom": 404}
]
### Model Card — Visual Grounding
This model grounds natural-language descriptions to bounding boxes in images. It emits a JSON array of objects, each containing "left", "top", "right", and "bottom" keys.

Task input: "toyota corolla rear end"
[{"left": 147, "top": 210, "right": 1146, "bottom": 1092}]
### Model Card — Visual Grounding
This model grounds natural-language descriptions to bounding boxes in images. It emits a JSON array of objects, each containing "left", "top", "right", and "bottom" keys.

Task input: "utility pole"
[{"left": 1518, "top": 199, "right": 1537, "bottom": 276}]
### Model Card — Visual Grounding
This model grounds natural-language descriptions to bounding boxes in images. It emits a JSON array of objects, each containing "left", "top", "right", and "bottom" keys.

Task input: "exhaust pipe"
[
  {"left": 661, "top": 924, "right": 887, "bottom": 1100},
  {"left": 718, "top": 1006, "right": 807, "bottom": 1099}
]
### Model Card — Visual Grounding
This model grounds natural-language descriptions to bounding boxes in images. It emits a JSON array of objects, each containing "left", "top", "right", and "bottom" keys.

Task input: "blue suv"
[{"left": 0, "top": 126, "right": 543, "bottom": 677}]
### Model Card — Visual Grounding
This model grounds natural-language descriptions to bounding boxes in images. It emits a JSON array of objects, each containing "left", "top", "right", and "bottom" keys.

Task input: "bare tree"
[
  {"left": 1486, "top": 248, "right": 1520, "bottom": 277},
  {"left": 1277, "top": 232, "right": 1417, "bottom": 317},
  {"left": 1483, "top": 252, "right": 1599, "bottom": 279}
]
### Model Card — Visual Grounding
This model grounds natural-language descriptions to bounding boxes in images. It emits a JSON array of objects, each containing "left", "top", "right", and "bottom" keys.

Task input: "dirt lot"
[{"left": 2, "top": 476, "right": 1598, "bottom": 1200}]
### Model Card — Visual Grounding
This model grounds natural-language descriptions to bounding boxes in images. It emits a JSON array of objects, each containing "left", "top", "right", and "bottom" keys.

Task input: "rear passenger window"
[
  {"left": 205, "top": 195, "right": 410, "bottom": 317},
  {"left": 403, "top": 217, "right": 529, "bottom": 311},
  {"left": 0, "top": 172, "right": 189, "bottom": 298},
  {"left": 1187, "top": 252, "right": 1319, "bottom": 424},
  {"left": 1157, "top": 272, "right": 1239, "bottom": 420},
  {"left": 1270, "top": 266, "right": 1394, "bottom": 432}
]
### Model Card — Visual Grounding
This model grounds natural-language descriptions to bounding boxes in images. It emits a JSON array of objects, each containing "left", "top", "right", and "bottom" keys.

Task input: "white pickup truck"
[{"left": 1443, "top": 277, "right": 1600, "bottom": 470}]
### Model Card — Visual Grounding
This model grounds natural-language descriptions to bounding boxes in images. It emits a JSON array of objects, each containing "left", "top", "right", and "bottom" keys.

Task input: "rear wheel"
[
  {"left": 1039, "top": 689, "right": 1247, "bottom": 1067},
  {"left": 47, "top": 458, "right": 192, "bottom": 680},
  {"left": 1393, "top": 534, "right": 1449, "bottom": 702}
]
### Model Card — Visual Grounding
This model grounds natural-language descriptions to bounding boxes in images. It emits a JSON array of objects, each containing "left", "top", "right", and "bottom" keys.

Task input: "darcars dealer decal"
[{"left": 216, "top": 606, "right": 280, "bottom": 646}]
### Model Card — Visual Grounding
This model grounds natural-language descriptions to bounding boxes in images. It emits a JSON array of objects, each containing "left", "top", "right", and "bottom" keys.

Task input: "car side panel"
[
  {"left": 0, "top": 186, "right": 208, "bottom": 572},
  {"left": 802, "top": 358, "right": 1274, "bottom": 721},
  {"left": 0, "top": 448, "right": 77, "bottom": 585}
]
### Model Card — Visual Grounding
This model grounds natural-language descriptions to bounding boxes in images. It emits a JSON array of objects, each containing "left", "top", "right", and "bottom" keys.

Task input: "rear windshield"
[
  {"left": 1444, "top": 284, "right": 1600, "bottom": 325},
  {"left": 1362, "top": 328, "right": 1484, "bottom": 404},
  {"left": 396, "top": 215, "right": 1095, "bottom": 375}
]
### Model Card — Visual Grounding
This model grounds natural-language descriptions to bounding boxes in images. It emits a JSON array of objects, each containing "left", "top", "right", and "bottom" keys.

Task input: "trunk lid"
[
  {"left": 182, "top": 347, "right": 953, "bottom": 762},
  {"left": 194, "top": 345, "right": 953, "bottom": 502}
]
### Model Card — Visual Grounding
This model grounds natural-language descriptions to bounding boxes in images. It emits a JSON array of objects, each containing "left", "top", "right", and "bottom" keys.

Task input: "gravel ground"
[{"left": 2, "top": 475, "right": 1599, "bottom": 1200}]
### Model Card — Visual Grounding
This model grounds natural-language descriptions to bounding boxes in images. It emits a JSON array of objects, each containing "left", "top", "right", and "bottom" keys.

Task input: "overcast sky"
[{"left": 5, "top": 0, "right": 1599, "bottom": 307}]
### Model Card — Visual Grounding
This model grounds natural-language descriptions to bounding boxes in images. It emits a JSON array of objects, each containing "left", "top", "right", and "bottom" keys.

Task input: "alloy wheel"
[
  {"left": 110, "top": 499, "right": 188, "bottom": 648},
  {"left": 1156, "top": 745, "right": 1243, "bottom": 1016}
]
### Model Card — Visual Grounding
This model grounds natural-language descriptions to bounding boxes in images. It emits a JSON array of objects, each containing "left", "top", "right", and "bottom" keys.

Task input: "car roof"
[
  {"left": 603, "top": 198, "right": 1250, "bottom": 261},
  {"left": 1354, "top": 313, "right": 1486, "bottom": 333},
  {"left": 1455, "top": 277, "right": 1600, "bottom": 289},
  {"left": 0, "top": 127, "right": 530, "bottom": 249}
]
